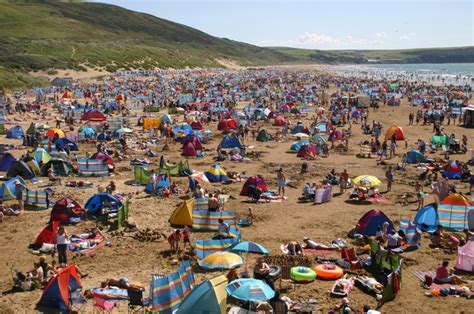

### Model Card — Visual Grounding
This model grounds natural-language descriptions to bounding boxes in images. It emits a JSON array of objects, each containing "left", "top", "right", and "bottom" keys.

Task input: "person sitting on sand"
[
  {"left": 0, "top": 200, "right": 20, "bottom": 222},
  {"left": 105, "top": 181, "right": 116, "bottom": 194},
  {"left": 286, "top": 241, "right": 304, "bottom": 256},
  {"left": 358, "top": 276, "right": 383, "bottom": 294},
  {"left": 302, "top": 237, "right": 337, "bottom": 250},
  {"left": 430, "top": 225, "right": 447, "bottom": 247},
  {"left": 435, "top": 260, "right": 467, "bottom": 284},
  {"left": 253, "top": 257, "right": 274, "bottom": 289},
  {"left": 47, "top": 168, "right": 62, "bottom": 185}
]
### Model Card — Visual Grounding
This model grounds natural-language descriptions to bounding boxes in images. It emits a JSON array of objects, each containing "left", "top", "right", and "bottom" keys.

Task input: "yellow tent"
[{"left": 169, "top": 198, "right": 194, "bottom": 226}]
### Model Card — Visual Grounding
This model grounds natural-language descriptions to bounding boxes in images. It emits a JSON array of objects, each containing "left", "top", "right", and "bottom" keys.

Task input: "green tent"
[
  {"left": 431, "top": 135, "right": 448, "bottom": 146},
  {"left": 156, "top": 160, "right": 191, "bottom": 177},
  {"left": 115, "top": 200, "right": 130, "bottom": 229},
  {"left": 134, "top": 166, "right": 152, "bottom": 185},
  {"left": 256, "top": 129, "right": 272, "bottom": 142}
]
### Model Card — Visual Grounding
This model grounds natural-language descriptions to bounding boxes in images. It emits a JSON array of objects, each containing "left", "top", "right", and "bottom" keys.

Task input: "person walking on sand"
[
  {"left": 55, "top": 227, "right": 69, "bottom": 267},
  {"left": 339, "top": 169, "right": 349, "bottom": 194},
  {"left": 14, "top": 180, "right": 25, "bottom": 212},
  {"left": 385, "top": 166, "right": 394, "bottom": 193},
  {"left": 276, "top": 168, "right": 286, "bottom": 197}
]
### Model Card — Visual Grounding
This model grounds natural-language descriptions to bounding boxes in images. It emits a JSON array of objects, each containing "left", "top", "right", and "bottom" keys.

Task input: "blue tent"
[
  {"left": 0, "top": 176, "right": 25, "bottom": 200},
  {"left": 356, "top": 209, "right": 394, "bottom": 236},
  {"left": 219, "top": 135, "right": 243, "bottom": 149},
  {"left": 37, "top": 264, "right": 81, "bottom": 312},
  {"left": 6, "top": 125, "right": 25, "bottom": 139},
  {"left": 85, "top": 193, "right": 123, "bottom": 214},
  {"left": 414, "top": 204, "right": 439, "bottom": 232},
  {"left": 290, "top": 140, "right": 310, "bottom": 151},
  {"left": 0, "top": 153, "right": 15, "bottom": 171},
  {"left": 145, "top": 174, "right": 171, "bottom": 194},
  {"left": 173, "top": 124, "right": 193, "bottom": 137},
  {"left": 97, "top": 133, "right": 111, "bottom": 141},
  {"left": 6, "top": 160, "right": 36, "bottom": 179},
  {"left": 291, "top": 124, "right": 307, "bottom": 134},
  {"left": 79, "top": 126, "right": 96, "bottom": 138},
  {"left": 177, "top": 275, "right": 227, "bottom": 314},
  {"left": 405, "top": 150, "right": 429, "bottom": 164},
  {"left": 55, "top": 138, "right": 79, "bottom": 151}
]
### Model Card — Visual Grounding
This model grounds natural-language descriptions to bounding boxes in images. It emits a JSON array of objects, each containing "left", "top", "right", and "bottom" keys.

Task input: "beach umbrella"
[
  {"left": 229, "top": 241, "right": 269, "bottom": 255},
  {"left": 199, "top": 252, "right": 243, "bottom": 270},
  {"left": 353, "top": 175, "right": 382, "bottom": 187},
  {"left": 191, "top": 172, "right": 210, "bottom": 184},
  {"left": 115, "top": 127, "right": 133, "bottom": 134},
  {"left": 225, "top": 278, "right": 275, "bottom": 302},
  {"left": 292, "top": 133, "right": 309, "bottom": 139}
]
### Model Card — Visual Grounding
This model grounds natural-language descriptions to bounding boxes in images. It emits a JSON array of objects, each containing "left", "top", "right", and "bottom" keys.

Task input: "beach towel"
[
  {"left": 303, "top": 248, "right": 335, "bottom": 254},
  {"left": 90, "top": 288, "right": 129, "bottom": 300},
  {"left": 412, "top": 270, "right": 436, "bottom": 283},
  {"left": 69, "top": 233, "right": 105, "bottom": 255},
  {"left": 366, "top": 195, "right": 391, "bottom": 205}
]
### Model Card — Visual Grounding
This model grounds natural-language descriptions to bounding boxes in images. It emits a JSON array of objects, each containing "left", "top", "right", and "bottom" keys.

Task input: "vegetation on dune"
[{"left": 0, "top": 0, "right": 472, "bottom": 90}]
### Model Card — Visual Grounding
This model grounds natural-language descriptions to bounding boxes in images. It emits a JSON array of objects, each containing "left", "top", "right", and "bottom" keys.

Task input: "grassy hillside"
[
  {"left": 271, "top": 47, "right": 474, "bottom": 64},
  {"left": 0, "top": 0, "right": 296, "bottom": 90}
]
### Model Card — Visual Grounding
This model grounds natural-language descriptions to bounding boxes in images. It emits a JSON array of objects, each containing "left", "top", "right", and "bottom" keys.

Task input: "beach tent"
[
  {"left": 297, "top": 143, "right": 318, "bottom": 158},
  {"left": 41, "top": 159, "right": 73, "bottom": 176},
  {"left": 256, "top": 129, "right": 272, "bottom": 142},
  {"left": 26, "top": 159, "right": 41, "bottom": 175},
  {"left": 177, "top": 275, "right": 227, "bottom": 314},
  {"left": 311, "top": 133, "right": 327, "bottom": 144},
  {"left": 134, "top": 166, "right": 152, "bottom": 185},
  {"left": 37, "top": 264, "right": 82, "bottom": 312},
  {"left": 50, "top": 198, "right": 85, "bottom": 224},
  {"left": 90, "top": 152, "right": 115, "bottom": 166},
  {"left": 240, "top": 176, "right": 269, "bottom": 196},
  {"left": 6, "top": 125, "right": 25, "bottom": 139},
  {"left": 274, "top": 115, "right": 286, "bottom": 126},
  {"left": 190, "top": 121, "right": 203, "bottom": 130},
  {"left": 182, "top": 134, "right": 204, "bottom": 150},
  {"left": 55, "top": 138, "right": 78, "bottom": 151},
  {"left": 291, "top": 124, "right": 310, "bottom": 135},
  {"left": 97, "top": 133, "right": 112, "bottom": 141},
  {"left": 441, "top": 194, "right": 471, "bottom": 206},
  {"left": 414, "top": 204, "right": 439, "bottom": 232},
  {"left": 356, "top": 210, "right": 394, "bottom": 236},
  {"left": 405, "top": 150, "right": 429, "bottom": 164},
  {"left": 0, "top": 177, "right": 25, "bottom": 200},
  {"left": 182, "top": 142, "right": 197, "bottom": 157},
  {"left": 385, "top": 126, "right": 405, "bottom": 140},
  {"left": 34, "top": 221, "right": 60, "bottom": 246},
  {"left": 78, "top": 126, "right": 96, "bottom": 138},
  {"left": 170, "top": 199, "right": 194, "bottom": 226},
  {"left": 0, "top": 153, "right": 15, "bottom": 171},
  {"left": 82, "top": 110, "right": 106, "bottom": 121},
  {"left": 145, "top": 174, "right": 171, "bottom": 194},
  {"left": 431, "top": 135, "right": 449, "bottom": 146},
  {"left": 219, "top": 135, "right": 243, "bottom": 149},
  {"left": 443, "top": 161, "right": 463, "bottom": 179},
  {"left": 7, "top": 160, "right": 35, "bottom": 179},
  {"left": 290, "top": 140, "right": 310, "bottom": 152},
  {"left": 34, "top": 148, "right": 52, "bottom": 166},
  {"left": 463, "top": 106, "right": 474, "bottom": 127},
  {"left": 46, "top": 128, "right": 66, "bottom": 139},
  {"left": 157, "top": 160, "right": 192, "bottom": 177},
  {"left": 85, "top": 193, "right": 123, "bottom": 215},
  {"left": 316, "top": 121, "right": 330, "bottom": 133},
  {"left": 217, "top": 119, "right": 237, "bottom": 132},
  {"left": 455, "top": 240, "right": 474, "bottom": 272},
  {"left": 160, "top": 114, "right": 173, "bottom": 124},
  {"left": 204, "top": 164, "right": 229, "bottom": 183},
  {"left": 173, "top": 124, "right": 193, "bottom": 137}
]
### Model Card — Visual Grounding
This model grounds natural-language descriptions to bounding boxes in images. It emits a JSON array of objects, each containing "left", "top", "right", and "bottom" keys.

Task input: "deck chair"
[
  {"left": 278, "top": 265, "right": 293, "bottom": 291},
  {"left": 69, "top": 289, "right": 87, "bottom": 313},
  {"left": 127, "top": 288, "right": 150, "bottom": 313},
  {"left": 341, "top": 247, "right": 362, "bottom": 269},
  {"left": 93, "top": 293, "right": 117, "bottom": 313}
]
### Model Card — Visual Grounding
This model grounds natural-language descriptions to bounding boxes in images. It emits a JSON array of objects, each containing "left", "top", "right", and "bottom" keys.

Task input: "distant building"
[{"left": 51, "top": 77, "right": 73, "bottom": 87}]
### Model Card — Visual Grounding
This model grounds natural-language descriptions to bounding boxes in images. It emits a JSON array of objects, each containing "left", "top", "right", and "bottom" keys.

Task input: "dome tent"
[
  {"left": 240, "top": 176, "right": 269, "bottom": 196},
  {"left": 385, "top": 126, "right": 405, "bottom": 140},
  {"left": 356, "top": 209, "right": 394, "bottom": 236},
  {"left": 6, "top": 125, "right": 25, "bottom": 139}
]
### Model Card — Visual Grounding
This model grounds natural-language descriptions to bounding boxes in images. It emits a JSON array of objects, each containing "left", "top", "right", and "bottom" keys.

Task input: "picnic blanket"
[
  {"left": 412, "top": 270, "right": 436, "bottom": 282},
  {"left": 366, "top": 195, "right": 391, "bottom": 204},
  {"left": 303, "top": 248, "right": 336, "bottom": 255}
]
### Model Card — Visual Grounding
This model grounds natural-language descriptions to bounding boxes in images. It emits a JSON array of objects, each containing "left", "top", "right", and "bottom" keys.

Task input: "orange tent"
[
  {"left": 46, "top": 128, "right": 66, "bottom": 139},
  {"left": 62, "top": 91, "right": 73, "bottom": 99},
  {"left": 115, "top": 94, "right": 125, "bottom": 101},
  {"left": 385, "top": 126, "right": 405, "bottom": 140},
  {"left": 441, "top": 193, "right": 472, "bottom": 206}
]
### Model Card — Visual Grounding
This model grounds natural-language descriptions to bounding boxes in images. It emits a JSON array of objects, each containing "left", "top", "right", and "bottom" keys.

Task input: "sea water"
[{"left": 331, "top": 63, "right": 474, "bottom": 86}]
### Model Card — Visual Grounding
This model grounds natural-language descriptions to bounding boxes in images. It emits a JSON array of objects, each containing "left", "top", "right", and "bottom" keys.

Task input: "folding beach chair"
[{"left": 341, "top": 247, "right": 362, "bottom": 270}]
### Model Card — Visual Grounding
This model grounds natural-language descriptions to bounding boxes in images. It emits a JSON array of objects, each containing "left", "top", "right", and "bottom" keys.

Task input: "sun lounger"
[{"left": 331, "top": 277, "right": 354, "bottom": 298}]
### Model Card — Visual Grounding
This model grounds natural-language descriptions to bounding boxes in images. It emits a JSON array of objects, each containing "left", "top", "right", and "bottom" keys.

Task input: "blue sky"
[{"left": 98, "top": 0, "right": 473, "bottom": 50}]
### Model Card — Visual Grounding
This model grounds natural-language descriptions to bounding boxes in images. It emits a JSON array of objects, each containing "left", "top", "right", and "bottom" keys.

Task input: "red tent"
[
  {"left": 91, "top": 152, "right": 115, "bottom": 166},
  {"left": 356, "top": 210, "right": 394, "bottom": 236},
  {"left": 297, "top": 144, "right": 318, "bottom": 158},
  {"left": 182, "top": 142, "right": 197, "bottom": 157},
  {"left": 50, "top": 198, "right": 84, "bottom": 224},
  {"left": 35, "top": 221, "right": 60, "bottom": 246},
  {"left": 182, "top": 134, "right": 204, "bottom": 150},
  {"left": 274, "top": 116, "right": 286, "bottom": 126},
  {"left": 190, "top": 121, "right": 203, "bottom": 130},
  {"left": 240, "top": 176, "right": 269, "bottom": 196},
  {"left": 218, "top": 119, "right": 237, "bottom": 132},
  {"left": 82, "top": 110, "right": 106, "bottom": 122}
]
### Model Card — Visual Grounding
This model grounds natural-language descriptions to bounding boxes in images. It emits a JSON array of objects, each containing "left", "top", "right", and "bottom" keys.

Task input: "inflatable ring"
[
  {"left": 268, "top": 265, "right": 281, "bottom": 280},
  {"left": 314, "top": 264, "right": 343, "bottom": 280},
  {"left": 291, "top": 266, "right": 316, "bottom": 282}
]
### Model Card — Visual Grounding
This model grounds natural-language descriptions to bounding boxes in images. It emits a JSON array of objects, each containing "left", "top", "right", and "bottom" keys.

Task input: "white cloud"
[
  {"left": 399, "top": 32, "right": 416, "bottom": 40},
  {"left": 254, "top": 32, "right": 387, "bottom": 49}
]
